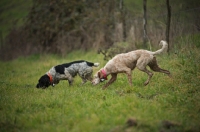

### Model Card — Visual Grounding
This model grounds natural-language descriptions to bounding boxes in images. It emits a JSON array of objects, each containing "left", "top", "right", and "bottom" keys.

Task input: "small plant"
[{"left": 98, "top": 42, "right": 136, "bottom": 60}]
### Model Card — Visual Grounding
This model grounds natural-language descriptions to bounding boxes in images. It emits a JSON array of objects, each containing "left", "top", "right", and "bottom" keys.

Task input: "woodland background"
[{"left": 0, "top": 0, "right": 200, "bottom": 60}]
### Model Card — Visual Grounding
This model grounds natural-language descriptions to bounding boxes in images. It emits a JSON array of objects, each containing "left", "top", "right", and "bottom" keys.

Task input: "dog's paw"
[
  {"left": 144, "top": 81, "right": 149, "bottom": 86},
  {"left": 102, "top": 86, "right": 107, "bottom": 90}
]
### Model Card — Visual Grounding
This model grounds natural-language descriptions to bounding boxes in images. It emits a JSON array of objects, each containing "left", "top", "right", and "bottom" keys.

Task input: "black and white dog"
[{"left": 36, "top": 60, "right": 99, "bottom": 88}]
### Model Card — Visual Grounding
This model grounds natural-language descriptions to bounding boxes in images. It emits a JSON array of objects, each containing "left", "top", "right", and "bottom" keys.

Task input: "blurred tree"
[
  {"left": 2, "top": 0, "right": 199, "bottom": 60},
  {"left": 166, "top": 0, "right": 171, "bottom": 53},
  {"left": 120, "top": 0, "right": 126, "bottom": 41},
  {"left": 25, "top": 0, "right": 84, "bottom": 52},
  {"left": 23, "top": 0, "right": 120, "bottom": 53},
  {"left": 143, "top": 0, "right": 148, "bottom": 48}
]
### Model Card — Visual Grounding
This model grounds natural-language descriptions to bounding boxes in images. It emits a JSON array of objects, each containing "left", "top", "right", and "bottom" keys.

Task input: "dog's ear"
[
  {"left": 98, "top": 72, "right": 100, "bottom": 78},
  {"left": 36, "top": 83, "right": 40, "bottom": 88},
  {"left": 36, "top": 77, "right": 43, "bottom": 88},
  {"left": 98, "top": 71, "right": 104, "bottom": 79},
  {"left": 36, "top": 75, "right": 51, "bottom": 88},
  {"left": 44, "top": 76, "right": 51, "bottom": 88}
]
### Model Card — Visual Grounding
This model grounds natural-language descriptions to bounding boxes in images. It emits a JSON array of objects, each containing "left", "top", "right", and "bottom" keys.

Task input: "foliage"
[
  {"left": 0, "top": 47, "right": 200, "bottom": 132},
  {"left": 1, "top": 0, "right": 200, "bottom": 61},
  {"left": 0, "top": 0, "right": 120, "bottom": 60},
  {"left": 25, "top": 0, "right": 84, "bottom": 50},
  {"left": 0, "top": 0, "right": 32, "bottom": 38},
  {"left": 98, "top": 42, "right": 136, "bottom": 60}
]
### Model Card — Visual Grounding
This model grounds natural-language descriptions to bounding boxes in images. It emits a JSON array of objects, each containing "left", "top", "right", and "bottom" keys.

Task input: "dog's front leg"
[
  {"left": 81, "top": 78, "right": 87, "bottom": 85},
  {"left": 68, "top": 79, "right": 73, "bottom": 86},
  {"left": 81, "top": 73, "right": 93, "bottom": 84},
  {"left": 125, "top": 69, "right": 132, "bottom": 86},
  {"left": 67, "top": 75, "right": 74, "bottom": 86},
  {"left": 102, "top": 73, "right": 117, "bottom": 90}
]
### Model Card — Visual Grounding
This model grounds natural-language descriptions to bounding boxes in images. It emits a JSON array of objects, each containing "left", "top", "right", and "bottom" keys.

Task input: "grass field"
[
  {"left": 1, "top": 0, "right": 199, "bottom": 131},
  {"left": 0, "top": 49, "right": 200, "bottom": 132}
]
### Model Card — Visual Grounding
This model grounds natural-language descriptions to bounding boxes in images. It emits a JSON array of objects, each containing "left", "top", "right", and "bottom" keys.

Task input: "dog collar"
[
  {"left": 101, "top": 69, "right": 107, "bottom": 80},
  {"left": 47, "top": 73, "right": 53, "bottom": 83}
]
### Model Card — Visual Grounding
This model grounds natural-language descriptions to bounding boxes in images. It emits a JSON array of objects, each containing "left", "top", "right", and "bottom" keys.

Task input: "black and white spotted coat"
[{"left": 36, "top": 60, "right": 99, "bottom": 88}]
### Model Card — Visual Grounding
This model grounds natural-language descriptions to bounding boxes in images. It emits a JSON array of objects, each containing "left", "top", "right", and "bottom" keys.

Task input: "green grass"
[
  {"left": 0, "top": 0, "right": 199, "bottom": 130},
  {"left": 0, "top": 50, "right": 200, "bottom": 132}
]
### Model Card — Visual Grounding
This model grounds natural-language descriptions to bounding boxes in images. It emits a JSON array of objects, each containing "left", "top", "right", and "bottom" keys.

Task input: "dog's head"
[
  {"left": 92, "top": 70, "right": 106, "bottom": 85},
  {"left": 36, "top": 74, "right": 51, "bottom": 88}
]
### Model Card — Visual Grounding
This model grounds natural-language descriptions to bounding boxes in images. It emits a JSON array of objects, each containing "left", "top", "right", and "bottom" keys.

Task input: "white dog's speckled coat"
[{"left": 92, "top": 40, "right": 171, "bottom": 89}]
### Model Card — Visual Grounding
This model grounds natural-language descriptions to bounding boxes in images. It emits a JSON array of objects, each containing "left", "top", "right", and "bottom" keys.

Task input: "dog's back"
[
  {"left": 62, "top": 60, "right": 99, "bottom": 68},
  {"left": 61, "top": 60, "right": 99, "bottom": 77}
]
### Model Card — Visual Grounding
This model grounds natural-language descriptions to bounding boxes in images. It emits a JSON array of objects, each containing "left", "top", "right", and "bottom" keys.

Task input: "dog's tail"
[
  {"left": 93, "top": 63, "right": 100, "bottom": 67},
  {"left": 86, "top": 61, "right": 100, "bottom": 67},
  {"left": 151, "top": 40, "right": 168, "bottom": 55}
]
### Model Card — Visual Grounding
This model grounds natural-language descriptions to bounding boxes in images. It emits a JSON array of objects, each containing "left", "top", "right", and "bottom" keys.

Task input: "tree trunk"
[
  {"left": 143, "top": 0, "right": 147, "bottom": 48},
  {"left": 166, "top": 0, "right": 171, "bottom": 53},
  {"left": 120, "top": 0, "right": 126, "bottom": 41}
]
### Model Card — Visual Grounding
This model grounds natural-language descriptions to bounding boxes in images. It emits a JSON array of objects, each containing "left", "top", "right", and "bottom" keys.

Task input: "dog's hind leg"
[
  {"left": 137, "top": 63, "right": 153, "bottom": 86},
  {"left": 148, "top": 57, "right": 171, "bottom": 77},
  {"left": 102, "top": 73, "right": 117, "bottom": 90}
]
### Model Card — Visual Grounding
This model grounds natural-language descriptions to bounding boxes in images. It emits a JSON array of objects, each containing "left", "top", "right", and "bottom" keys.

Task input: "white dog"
[{"left": 92, "top": 40, "right": 171, "bottom": 89}]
